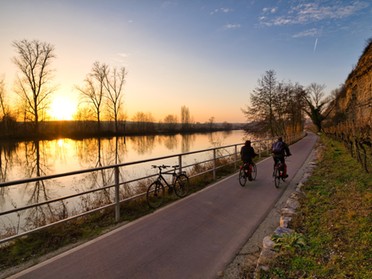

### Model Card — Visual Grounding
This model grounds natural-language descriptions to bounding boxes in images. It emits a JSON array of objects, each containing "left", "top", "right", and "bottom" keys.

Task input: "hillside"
[{"left": 325, "top": 38, "right": 372, "bottom": 172}]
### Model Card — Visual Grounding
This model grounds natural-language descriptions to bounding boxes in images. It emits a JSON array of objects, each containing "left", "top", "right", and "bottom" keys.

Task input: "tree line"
[
  {"left": 244, "top": 38, "right": 371, "bottom": 173},
  {"left": 241, "top": 69, "right": 340, "bottom": 138},
  {"left": 0, "top": 39, "right": 234, "bottom": 139}
]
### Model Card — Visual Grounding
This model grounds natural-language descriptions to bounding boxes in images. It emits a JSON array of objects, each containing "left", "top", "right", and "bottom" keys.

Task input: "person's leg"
[
  {"left": 247, "top": 159, "right": 253, "bottom": 181},
  {"left": 281, "top": 158, "right": 288, "bottom": 177}
]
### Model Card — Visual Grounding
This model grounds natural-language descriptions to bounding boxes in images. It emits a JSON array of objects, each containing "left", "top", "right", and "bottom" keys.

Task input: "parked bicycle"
[
  {"left": 146, "top": 164, "right": 190, "bottom": 208},
  {"left": 238, "top": 162, "right": 257, "bottom": 186},
  {"left": 273, "top": 158, "right": 286, "bottom": 188}
]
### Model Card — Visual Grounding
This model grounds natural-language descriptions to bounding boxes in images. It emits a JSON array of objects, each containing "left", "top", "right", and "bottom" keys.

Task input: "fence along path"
[{"left": 9, "top": 133, "right": 318, "bottom": 279}]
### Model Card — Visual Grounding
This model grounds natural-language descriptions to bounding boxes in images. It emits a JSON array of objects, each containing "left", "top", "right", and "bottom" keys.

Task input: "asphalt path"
[{"left": 9, "top": 132, "right": 318, "bottom": 279}]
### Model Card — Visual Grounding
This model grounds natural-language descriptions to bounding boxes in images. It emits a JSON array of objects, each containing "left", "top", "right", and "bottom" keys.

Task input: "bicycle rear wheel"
[
  {"left": 147, "top": 181, "right": 165, "bottom": 208},
  {"left": 274, "top": 168, "right": 281, "bottom": 188},
  {"left": 239, "top": 168, "right": 247, "bottom": 186},
  {"left": 174, "top": 174, "right": 189, "bottom": 197},
  {"left": 251, "top": 163, "right": 257, "bottom": 180}
]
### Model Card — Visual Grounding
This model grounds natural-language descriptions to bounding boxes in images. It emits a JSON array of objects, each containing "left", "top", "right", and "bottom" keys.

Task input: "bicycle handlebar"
[{"left": 151, "top": 164, "right": 179, "bottom": 169}]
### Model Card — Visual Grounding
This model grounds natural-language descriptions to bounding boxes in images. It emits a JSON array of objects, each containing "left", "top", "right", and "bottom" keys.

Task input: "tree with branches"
[
  {"left": 243, "top": 70, "right": 306, "bottom": 138},
  {"left": 12, "top": 39, "right": 56, "bottom": 136},
  {"left": 77, "top": 61, "right": 108, "bottom": 133},
  {"left": 181, "top": 106, "right": 191, "bottom": 131},
  {"left": 303, "top": 83, "right": 334, "bottom": 132},
  {"left": 103, "top": 66, "right": 126, "bottom": 133},
  {"left": 242, "top": 69, "right": 278, "bottom": 137}
]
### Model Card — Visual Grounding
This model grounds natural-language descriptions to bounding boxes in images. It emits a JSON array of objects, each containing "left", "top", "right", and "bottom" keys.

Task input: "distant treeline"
[{"left": 0, "top": 120, "right": 243, "bottom": 140}]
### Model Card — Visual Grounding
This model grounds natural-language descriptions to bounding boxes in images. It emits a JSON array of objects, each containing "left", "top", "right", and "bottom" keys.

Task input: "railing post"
[
  {"left": 114, "top": 166, "right": 120, "bottom": 222},
  {"left": 234, "top": 145, "right": 238, "bottom": 170},
  {"left": 178, "top": 155, "right": 182, "bottom": 173},
  {"left": 213, "top": 149, "right": 216, "bottom": 180}
]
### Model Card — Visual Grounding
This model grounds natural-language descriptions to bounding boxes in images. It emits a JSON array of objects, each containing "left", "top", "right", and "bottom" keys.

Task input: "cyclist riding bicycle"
[
  {"left": 272, "top": 137, "right": 291, "bottom": 178},
  {"left": 240, "top": 140, "right": 258, "bottom": 181}
]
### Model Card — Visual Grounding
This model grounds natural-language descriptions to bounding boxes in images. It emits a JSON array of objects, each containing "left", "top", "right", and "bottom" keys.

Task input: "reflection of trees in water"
[
  {"left": 22, "top": 141, "right": 66, "bottom": 232},
  {"left": 0, "top": 141, "right": 19, "bottom": 206},
  {"left": 162, "top": 135, "right": 178, "bottom": 150},
  {"left": 129, "top": 135, "right": 156, "bottom": 155},
  {"left": 75, "top": 136, "right": 131, "bottom": 210},
  {"left": 208, "top": 131, "right": 233, "bottom": 148},
  {"left": 181, "top": 134, "right": 195, "bottom": 153},
  {"left": 82, "top": 138, "right": 111, "bottom": 205}
]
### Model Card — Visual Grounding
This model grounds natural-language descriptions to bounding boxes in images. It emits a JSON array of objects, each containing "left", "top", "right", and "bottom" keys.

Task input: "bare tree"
[
  {"left": 163, "top": 114, "right": 178, "bottom": 131},
  {"left": 132, "top": 112, "right": 155, "bottom": 133},
  {"left": 12, "top": 39, "right": 56, "bottom": 135},
  {"left": 208, "top": 116, "right": 215, "bottom": 131},
  {"left": 285, "top": 82, "right": 307, "bottom": 135},
  {"left": 104, "top": 66, "right": 127, "bottom": 133},
  {"left": 303, "top": 83, "right": 333, "bottom": 132},
  {"left": 0, "top": 77, "right": 9, "bottom": 119},
  {"left": 77, "top": 62, "right": 108, "bottom": 133},
  {"left": 181, "top": 106, "right": 191, "bottom": 131},
  {"left": 0, "top": 77, "right": 17, "bottom": 136}
]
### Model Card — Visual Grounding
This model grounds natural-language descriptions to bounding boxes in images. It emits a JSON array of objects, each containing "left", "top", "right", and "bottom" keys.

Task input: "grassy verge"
[{"left": 259, "top": 135, "right": 371, "bottom": 279}]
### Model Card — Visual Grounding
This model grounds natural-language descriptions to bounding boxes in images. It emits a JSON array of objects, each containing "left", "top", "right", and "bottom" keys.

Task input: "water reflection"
[
  {"left": 181, "top": 134, "right": 195, "bottom": 153},
  {"left": 129, "top": 135, "right": 156, "bottom": 155},
  {"left": 162, "top": 135, "right": 178, "bottom": 151},
  {"left": 0, "top": 130, "right": 246, "bottom": 237},
  {"left": 22, "top": 141, "right": 66, "bottom": 232}
]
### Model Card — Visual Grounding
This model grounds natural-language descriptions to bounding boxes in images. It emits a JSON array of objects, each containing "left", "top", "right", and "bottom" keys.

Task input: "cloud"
[
  {"left": 292, "top": 28, "right": 320, "bottom": 38},
  {"left": 223, "top": 23, "right": 241, "bottom": 30},
  {"left": 210, "top": 7, "right": 233, "bottom": 15},
  {"left": 260, "top": 1, "right": 369, "bottom": 26},
  {"left": 117, "top": 53, "right": 129, "bottom": 59},
  {"left": 262, "top": 7, "right": 278, "bottom": 14}
]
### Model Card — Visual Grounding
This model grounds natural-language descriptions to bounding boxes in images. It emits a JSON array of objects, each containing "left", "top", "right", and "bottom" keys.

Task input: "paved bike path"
[{"left": 10, "top": 133, "right": 318, "bottom": 279}]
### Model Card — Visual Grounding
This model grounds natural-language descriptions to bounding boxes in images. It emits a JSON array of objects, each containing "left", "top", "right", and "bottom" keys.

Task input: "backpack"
[{"left": 272, "top": 141, "right": 284, "bottom": 154}]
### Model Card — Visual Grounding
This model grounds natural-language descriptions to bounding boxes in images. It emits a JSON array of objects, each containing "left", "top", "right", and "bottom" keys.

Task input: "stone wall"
[{"left": 254, "top": 158, "right": 319, "bottom": 277}]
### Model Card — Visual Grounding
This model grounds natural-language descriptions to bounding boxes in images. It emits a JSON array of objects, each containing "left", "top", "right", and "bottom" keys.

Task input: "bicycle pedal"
[{"left": 168, "top": 188, "right": 174, "bottom": 194}]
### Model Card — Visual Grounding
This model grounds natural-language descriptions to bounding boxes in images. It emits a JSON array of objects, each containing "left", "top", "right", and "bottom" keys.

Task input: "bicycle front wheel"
[
  {"left": 239, "top": 168, "right": 247, "bottom": 186},
  {"left": 251, "top": 163, "right": 257, "bottom": 181},
  {"left": 274, "top": 168, "right": 281, "bottom": 188},
  {"left": 147, "top": 181, "right": 165, "bottom": 208},
  {"left": 174, "top": 174, "right": 189, "bottom": 197}
]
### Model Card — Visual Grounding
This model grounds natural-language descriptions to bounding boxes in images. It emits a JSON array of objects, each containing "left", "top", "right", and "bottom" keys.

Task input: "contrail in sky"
[{"left": 313, "top": 38, "right": 318, "bottom": 53}]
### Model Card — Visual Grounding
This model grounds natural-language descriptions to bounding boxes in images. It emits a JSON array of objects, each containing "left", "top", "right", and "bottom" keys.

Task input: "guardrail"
[{"left": 0, "top": 133, "right": 303, "bottom": 244}]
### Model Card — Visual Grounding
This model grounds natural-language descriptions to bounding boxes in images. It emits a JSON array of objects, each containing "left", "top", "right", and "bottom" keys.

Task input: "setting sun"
[{"left": 49, "top": 96, "right": 77, "bottom": 120}]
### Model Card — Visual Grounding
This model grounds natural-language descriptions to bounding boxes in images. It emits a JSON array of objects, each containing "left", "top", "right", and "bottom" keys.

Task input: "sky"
[{"left": 0, "top": 0, "right": 371, "bottom": 123}]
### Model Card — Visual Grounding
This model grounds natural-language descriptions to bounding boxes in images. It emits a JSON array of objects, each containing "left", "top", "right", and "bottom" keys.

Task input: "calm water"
[{"left": 0, "top": 130, "right": 250, "bottom": 236}]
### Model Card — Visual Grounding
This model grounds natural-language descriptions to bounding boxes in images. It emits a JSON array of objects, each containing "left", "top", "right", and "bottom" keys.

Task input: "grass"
[{"left": 259, "top": 135, "right": 371, "bottom": 279}]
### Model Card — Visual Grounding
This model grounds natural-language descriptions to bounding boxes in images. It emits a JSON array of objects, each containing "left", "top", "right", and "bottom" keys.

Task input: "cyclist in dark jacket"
[
  {"left": 272, "top": 137, "right": 291, "bottom": 178},
  {"left": 240, "top": 140, "right": 258, "bottom": 180}
]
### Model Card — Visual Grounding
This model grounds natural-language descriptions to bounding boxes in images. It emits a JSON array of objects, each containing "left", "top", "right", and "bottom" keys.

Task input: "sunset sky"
[{"left": 0, "top": 0, "right": 371, "bottom": 123}]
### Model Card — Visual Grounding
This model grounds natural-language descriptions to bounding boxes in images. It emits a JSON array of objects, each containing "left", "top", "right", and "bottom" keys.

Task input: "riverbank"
[{"left": 0, "top": 120, "right": 243, "bottom": 140}]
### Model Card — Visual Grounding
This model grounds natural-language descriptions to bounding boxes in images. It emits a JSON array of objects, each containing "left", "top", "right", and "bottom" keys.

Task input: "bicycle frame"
[
  {"left": 155, "top": 171, "right": 176, "bottom": 189},
  {"left": 147, "top": 164, "right": 190, "bottom": 209},
  {"left": 273, "top": 156, "right": 285, "bottom": 172},
  {"left": 238, "top": 161, "right": 257, "bottom": 186},
  {"left": 273, "top": 156, "right": 286, "bottom": 188}
]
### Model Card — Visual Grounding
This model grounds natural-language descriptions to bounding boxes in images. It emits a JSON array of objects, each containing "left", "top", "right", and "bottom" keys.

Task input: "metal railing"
[{"left": 0, "top": 133, "right": 304, "bottom": 244}]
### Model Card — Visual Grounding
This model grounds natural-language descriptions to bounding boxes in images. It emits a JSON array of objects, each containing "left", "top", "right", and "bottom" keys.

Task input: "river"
[{"left": 0, "top": 130, "right": 250, "bottom": 237}]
